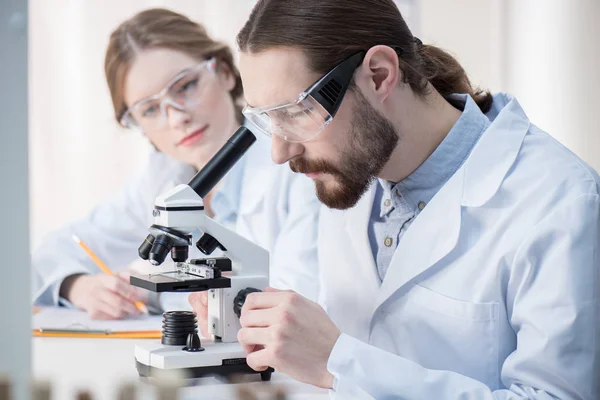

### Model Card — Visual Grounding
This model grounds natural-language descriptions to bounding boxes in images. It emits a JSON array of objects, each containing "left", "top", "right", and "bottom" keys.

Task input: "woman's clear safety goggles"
[
  {"left": 120, "top": 58, "right": 217, "bottom": 132},
  {"left": 242, "top": 51, "right": 366, "bottom": 143}
]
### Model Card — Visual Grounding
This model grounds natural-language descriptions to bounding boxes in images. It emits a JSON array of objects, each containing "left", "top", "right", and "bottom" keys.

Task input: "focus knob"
[
  {"left": 233, "top": 288, "right": 261, "bottom": 318},
  {"left": 183, "top": 332, "right": 204, "bottom": 353}
]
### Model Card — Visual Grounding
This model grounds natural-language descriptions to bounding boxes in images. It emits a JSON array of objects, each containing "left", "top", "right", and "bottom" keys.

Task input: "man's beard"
[{"left": 290, "top": 90, "right": 398, "bottom": 210}]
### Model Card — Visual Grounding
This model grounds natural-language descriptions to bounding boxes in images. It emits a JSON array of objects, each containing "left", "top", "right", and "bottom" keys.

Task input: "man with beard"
[{"left": 192, "top": 1, "right": 600, "bottom": 398}]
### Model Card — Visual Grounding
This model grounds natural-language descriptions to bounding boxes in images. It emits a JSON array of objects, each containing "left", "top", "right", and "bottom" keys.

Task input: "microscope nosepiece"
[
  {"left": 138, "top": 234, "right": 155, "bottom": 260},
  {"left": 149, "top": 235, "right": 174, "bottom": 266}
]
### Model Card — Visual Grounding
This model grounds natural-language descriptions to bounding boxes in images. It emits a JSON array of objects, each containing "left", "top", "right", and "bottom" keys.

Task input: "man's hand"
[
  {"left": 62, "top": 273, "right": 149, "bottom": 320},
  {"left": 237, "top": 287, "right": 341, "bottom": 389},
  {"left": 188, "top": 291, "right": 210, "bottom": 337}
]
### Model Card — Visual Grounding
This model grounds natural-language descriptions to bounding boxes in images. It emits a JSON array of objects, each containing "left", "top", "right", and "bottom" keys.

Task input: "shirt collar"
[{"left": 378, "top": 94, "right": 491, "bottom": 214}]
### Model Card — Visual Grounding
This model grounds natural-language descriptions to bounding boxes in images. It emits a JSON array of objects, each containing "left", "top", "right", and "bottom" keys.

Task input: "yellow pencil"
[{"left": 72, "top": 235, "right": 148, "bottom": 314}]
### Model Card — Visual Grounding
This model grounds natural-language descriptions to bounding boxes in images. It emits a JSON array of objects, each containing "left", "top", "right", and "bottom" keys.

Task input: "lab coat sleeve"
[
  {"left": 269, "top": 173, "right": 321, "bottom": 302},
  {"left": 32, "top": 152, "right": 179, "bottom": 306},
  {"left": 327, "top": 193, "right": 600, "bottom": 400}
]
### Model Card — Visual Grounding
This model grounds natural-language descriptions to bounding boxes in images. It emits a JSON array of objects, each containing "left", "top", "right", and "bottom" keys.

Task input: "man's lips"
[
  {"left": 177, "top": 125, "right": 208, "bottom": 147},
  {"left": 305, "top": 172, "right": 323, "bottom": 179}
]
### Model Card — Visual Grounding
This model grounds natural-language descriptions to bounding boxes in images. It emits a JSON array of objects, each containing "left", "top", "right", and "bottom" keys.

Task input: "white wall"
[
  {"left": 419, "top": 0, "right": 505, "bottom": 93},
  {"left": 418, "top": 0, "right": 600, "bottom": 172},
  {"left": 0, "top": 1, "right": 31, "bottom": 399},
  {"left": 505, "top": 0, "right": 600, "bottom": 172}
]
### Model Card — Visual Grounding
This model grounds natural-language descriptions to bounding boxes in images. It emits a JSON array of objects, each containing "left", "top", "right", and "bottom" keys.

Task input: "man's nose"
[{"left": 271, "top": 134, "right": 303, "bottom": 165}]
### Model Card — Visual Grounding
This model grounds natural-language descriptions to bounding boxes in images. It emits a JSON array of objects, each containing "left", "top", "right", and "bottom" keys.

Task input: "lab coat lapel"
[
  {"left": 374, "top": 168, "right": 464, "bottom": 311},
  {"left": 372, "top": 96, "right": 531, "bottom": 312},
  {"left": 343, "top": 182, "right": 381, "bottom": 293}
]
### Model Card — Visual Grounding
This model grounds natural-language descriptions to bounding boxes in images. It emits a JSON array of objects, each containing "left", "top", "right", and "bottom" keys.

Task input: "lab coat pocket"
[{"left": 378, "top": 284, "right": 500, "bottom": 388}]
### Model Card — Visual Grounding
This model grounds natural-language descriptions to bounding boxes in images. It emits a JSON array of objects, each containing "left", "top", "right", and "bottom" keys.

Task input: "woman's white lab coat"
[
  {"left": 319, "top": 94, "right": 600, "bottom": 399},
  {"left": 32, "top": 136, "right": 320, "bottom": 309}
]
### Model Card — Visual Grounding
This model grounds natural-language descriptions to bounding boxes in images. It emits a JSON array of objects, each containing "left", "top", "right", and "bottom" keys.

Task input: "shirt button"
[
  {"left": 384, "top": 199, "right": 391, "bottom": 207},
  {"left": 418, "top": 201, "right": 426, "bottom": 210},
  {"left": 384, "top": 237, "right": 393, "bottom": 247}
]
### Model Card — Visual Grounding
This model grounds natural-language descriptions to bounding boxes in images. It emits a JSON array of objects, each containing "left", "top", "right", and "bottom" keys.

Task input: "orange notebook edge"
[{"left": 32, "top": 329, "right": 162, "bottom": 339}]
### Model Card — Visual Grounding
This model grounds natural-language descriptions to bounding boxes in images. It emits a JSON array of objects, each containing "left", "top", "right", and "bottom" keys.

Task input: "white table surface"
[{"left": 33, "top": 337, "right": 329, "bottom": 400}]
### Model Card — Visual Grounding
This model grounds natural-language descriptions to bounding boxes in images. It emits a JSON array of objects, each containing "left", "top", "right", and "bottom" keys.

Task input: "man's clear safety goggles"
[{"left": 242, "top": 51, "right": 366, "bottom": 143}]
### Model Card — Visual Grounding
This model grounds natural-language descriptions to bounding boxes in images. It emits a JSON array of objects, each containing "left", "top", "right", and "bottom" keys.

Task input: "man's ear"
[{"left": 356, "top": 45, "right": 400, "bottom": 103}]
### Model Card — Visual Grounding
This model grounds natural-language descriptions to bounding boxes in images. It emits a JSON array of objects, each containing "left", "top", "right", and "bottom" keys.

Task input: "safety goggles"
[
  {"left": 242, "top": 51, "right": 366, "bottom": 143},
  {"left": 120, "top": 58, "right": 217, "bottom": 132}
]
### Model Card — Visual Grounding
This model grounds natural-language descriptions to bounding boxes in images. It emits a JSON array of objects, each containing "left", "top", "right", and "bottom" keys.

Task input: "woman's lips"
[{"left": 178, "top": 125, "right": 208, "bottom": 147}]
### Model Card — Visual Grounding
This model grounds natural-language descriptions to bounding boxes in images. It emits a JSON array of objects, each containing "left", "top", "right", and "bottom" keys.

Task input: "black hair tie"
[{"left": 413, "top": 37, "right": 423, "bottom": 48}]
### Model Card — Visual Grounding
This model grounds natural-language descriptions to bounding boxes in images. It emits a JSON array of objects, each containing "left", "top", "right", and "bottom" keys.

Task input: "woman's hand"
[{"left": 61, "top": 273, "right": 149, "bottom": 319}]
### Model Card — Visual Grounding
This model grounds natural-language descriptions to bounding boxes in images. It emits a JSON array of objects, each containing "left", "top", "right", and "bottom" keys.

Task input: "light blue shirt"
[{"left": 368, "top": 94, "right": 491, "bottom": 280}]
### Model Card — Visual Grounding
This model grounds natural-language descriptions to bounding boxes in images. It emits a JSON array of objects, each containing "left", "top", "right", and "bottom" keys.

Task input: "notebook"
[{"left": 32, "top": 307, "right": 163, "bottom": 338}]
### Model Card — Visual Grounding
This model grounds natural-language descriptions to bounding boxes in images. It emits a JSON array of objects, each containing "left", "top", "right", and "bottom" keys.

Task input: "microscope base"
[{"left": 134, "top": 340, "right": 273, "bottom": 381}]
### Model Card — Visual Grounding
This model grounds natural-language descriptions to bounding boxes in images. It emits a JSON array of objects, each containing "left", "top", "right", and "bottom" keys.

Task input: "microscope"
[{"left": 131, "top": 126, "right": 273, "bottom": 381}]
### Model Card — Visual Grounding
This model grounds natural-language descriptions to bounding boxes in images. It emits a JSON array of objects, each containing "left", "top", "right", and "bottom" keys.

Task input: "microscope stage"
[
  {"left": 135, "top": 340, "right": 273, "bottom": 381},
  {"left": 130, "top": 273, "right": 231, "bottom": 293}
]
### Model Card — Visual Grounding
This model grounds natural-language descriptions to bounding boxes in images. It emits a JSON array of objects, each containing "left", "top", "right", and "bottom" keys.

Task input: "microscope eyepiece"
[
  {"left": 149, "top": 234, "right": 174, "bottom": 266},
  {"left": 188, "top": 126, "right": 256, "bottom": 199}
]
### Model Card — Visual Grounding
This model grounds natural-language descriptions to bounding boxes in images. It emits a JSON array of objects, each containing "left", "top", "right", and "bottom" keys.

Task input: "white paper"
[{"left": 33, "top": 307, "right": 162, "bottom": 332}]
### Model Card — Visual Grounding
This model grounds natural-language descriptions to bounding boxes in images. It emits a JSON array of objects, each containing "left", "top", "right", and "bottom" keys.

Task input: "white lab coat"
[
  {"left": 320, "top": 94, "right": 600, "bottom": 399},
  {"left": 32, "top": 136, "right": 320, "bottom": 309}
]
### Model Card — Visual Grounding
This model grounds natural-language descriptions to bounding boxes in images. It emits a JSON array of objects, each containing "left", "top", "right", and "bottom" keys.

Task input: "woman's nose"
[{"left": 165, "top": 102, "right": 191, "bottom": 130}]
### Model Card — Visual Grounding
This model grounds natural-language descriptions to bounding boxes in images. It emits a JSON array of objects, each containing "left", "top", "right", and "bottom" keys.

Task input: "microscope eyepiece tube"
[{"left": 188, "top": 126, "right": 256, "bottom": 198}]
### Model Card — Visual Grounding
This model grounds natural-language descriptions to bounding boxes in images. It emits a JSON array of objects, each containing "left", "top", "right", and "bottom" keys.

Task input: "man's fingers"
[
  {"left": 188, "top": 292, "right": 208, "bottom": 308},
  {"left": 241, "top": 343, "right": 256, "bottom": 354},
  {"left": 239, "top": 308, "right": 276, "bottom": 328},
  {"left": 263, "top": 287, "right": 292, "bottom": 293},
  {"left": 246, "top": 348, "right": 270, "bottom": 372},
  {"left": 188, "top": 292, "right": 199, "bottom": 305},
  {"left": 199, "top": 324, "right": 210, "bottom": 339},
  {"left": 237, "top": 327, "right": 271, "bottom": 346},
  {"left": 199, "top": 291, "right": 208, "bottom": 305},
  {"left": 188, "top": 293, "right": 208, "bottom": 319},
  {"left": 242, "top": 291, "right": 298, "bottom": 312},
  {"left": 188, "top": 292, "right": 209, "bottom": 337}
]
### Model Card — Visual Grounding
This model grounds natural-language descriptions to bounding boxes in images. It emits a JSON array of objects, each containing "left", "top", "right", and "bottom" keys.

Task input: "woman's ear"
[
  {"left": 356, "top": 45, "right": 400, "bottom": 104},
  {"left": 217, "top": 62, "right": 236, "bottom": 92}
]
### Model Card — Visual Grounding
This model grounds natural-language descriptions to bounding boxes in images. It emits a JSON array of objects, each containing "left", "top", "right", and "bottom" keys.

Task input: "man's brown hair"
[{"left": 237, "top": 0, "right": 491, "bottom": 112}]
